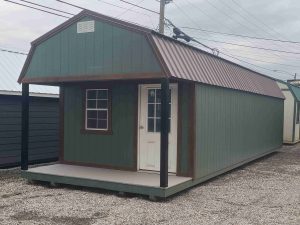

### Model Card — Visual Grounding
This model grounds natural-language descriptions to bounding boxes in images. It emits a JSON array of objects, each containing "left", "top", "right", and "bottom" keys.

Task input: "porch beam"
[
  {"left": 160, "top": 78, "right": 169, "bottom": 187},
  {"left": 21, "top": 83, "right": 29, "bottom": 170}
]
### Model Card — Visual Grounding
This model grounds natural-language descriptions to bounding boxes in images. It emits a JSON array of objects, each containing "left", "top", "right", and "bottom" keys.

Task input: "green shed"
[{"left": 19, "top": 10, "right": 284, "bottom": 199}]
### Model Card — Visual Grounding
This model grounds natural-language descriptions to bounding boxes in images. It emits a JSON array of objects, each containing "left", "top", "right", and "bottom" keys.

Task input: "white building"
[{"left": 277, "top": 80, "right": 300, "bottom": 144}]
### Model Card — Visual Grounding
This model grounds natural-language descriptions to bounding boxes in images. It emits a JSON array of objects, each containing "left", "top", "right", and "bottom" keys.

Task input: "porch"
[{"left": 22, "top": 164, "right": 192, "bottom": 198}]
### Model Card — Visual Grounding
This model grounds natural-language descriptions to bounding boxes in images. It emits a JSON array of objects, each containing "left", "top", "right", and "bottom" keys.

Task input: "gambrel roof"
[{"left": 18, "top": 9, "right": 284, "bottom": 99}]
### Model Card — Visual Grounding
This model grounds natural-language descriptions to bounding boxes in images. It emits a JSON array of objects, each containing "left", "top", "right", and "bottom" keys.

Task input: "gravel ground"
[{"left": 0, "top": 145, "right": 299, "bottom": 225}]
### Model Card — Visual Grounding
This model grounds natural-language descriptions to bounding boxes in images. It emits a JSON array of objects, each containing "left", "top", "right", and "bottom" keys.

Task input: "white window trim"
[{"left": 85, "top": 88, "right": 109, "bottom": 131}]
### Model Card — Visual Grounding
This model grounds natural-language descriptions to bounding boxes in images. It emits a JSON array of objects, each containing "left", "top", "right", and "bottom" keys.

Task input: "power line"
[
  {"left": 172, "top": 1, "right": 300, "bottom": 61},
  {"left": 95, "top": 0, "right": 153, "bottom": 18},
  {"left": 95, "top": 0, "right": 156, "bottom": 29},
  {"left": 180, "top": 26, "right": 300, "bottom": 44},
  {"left": 193, "top": 36, "right": 300, "bottom": 55},
  {"left": 3, "top": 0, "right": 71, "bottom": 18},
  {"left": 205, "top": 0, "right": 294, "bottom": 60},
  {"left": 213, "top": 44, "right": 300, "bottom": 61},
  {"left": 220, "top": 51, "right": 294, "bottom": 77},
  {"left": 172, "top": 0, "right": 285, "bottom": 62},
  {"left": 19, "top": 0, "right": 75, "bottom": 16},
  {"left": 216, "top": 0, "right": 284, "bottom": 41},
  {"left": 204, "top": 0, "right": 258, "bottom": 36},
  {"left": 116, "top": 0, "right": 146, "bottom": 17},
  {"left": 180, "top": 0, "right": 239, "bottom": 35},
  {"left": 216, "top": 51, "right": 300, "bottom": 68},
  {"left": 0, "top": 48, "right": 28, "bottom": 55},
  {"left": 56, "top": 0, "right": 84, "bottom": 10},
  {"left": 118, "top": 0, "right": 159, "bottom": 14},
  {"left": 215, "top": 0, "right": 300, "bottom": 56},
  {"left": 165, "top": 19, "right": 295, "bottom": 78},
  {"left": 56, "top": 0, "right": 155, "bottom": 29},
  {"left": 230, "top": 0, "right": 293, "bottom": 42},
  {"left": 189, "top": 39, "right": 294, "bottom": 78}
]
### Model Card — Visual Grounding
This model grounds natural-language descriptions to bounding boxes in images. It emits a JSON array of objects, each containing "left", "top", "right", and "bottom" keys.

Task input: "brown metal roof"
[
  {"left": 150, "top": 33, "right": 284, "bottom": 99},
  {"left": 18, "top": 9, "right": 284, "bottom": 99}
]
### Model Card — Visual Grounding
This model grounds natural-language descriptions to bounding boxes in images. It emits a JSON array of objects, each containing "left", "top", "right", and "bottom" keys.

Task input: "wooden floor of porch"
[{"left": 21, "top": 164, "right": 193, "bottom": 198}]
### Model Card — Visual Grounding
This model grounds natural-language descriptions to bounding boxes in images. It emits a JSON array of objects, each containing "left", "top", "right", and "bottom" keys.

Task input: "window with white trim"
[{"left": 85, "top": 89, "right": 109, "bottom": 130}]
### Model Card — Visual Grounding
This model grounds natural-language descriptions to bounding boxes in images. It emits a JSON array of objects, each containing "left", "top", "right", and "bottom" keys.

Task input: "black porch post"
[
  {"left": 21, "top": 83, "right": 29, "bottom": 170},
  {"left": 160, "top": 78, "right": 169, "bottom": 187}
]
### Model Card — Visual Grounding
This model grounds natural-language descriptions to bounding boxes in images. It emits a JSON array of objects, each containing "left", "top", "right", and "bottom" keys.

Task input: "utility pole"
[
  {"left": 159, "top": 0, "right": 172, "bottom": 34},
  {"left": 159, "top": 0, "right": 166, "bottom": 34}
]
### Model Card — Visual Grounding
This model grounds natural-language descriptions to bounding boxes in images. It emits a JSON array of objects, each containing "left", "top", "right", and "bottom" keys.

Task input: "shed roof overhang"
[{"left": 18, "top": 10, "right": 284, "bottom": 99}]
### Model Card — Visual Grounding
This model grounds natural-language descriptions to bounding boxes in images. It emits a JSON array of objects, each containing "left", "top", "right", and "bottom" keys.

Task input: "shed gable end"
[{"left": 23, "top": 17, "right": 161, "bottom": 82}]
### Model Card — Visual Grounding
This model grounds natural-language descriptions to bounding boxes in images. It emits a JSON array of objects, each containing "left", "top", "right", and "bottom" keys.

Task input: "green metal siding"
[
  {"left": 0, "top": 95, "right": 59, "bottom": 167},
  {"left": 289, "top": 84, "right": 300, "bottom": 102},
  {"left": 195, "top": 84, "right": 283, "bottom": 179},
  {"left": 63, "top": 83, "right": 136, "bottom": 168},
  {"left": 25, "top": 17, "right": 161, "bottom": 79}
]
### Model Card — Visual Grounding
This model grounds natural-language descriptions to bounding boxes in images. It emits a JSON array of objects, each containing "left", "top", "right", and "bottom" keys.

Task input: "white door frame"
[{"left": 137, "top": 83, "right": 178, "bottom": 173}]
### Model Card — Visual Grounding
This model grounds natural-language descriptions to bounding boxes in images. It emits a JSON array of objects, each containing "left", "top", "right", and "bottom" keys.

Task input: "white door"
[{"left": 138, "top": 84, "right": 178, "bottom": 173}]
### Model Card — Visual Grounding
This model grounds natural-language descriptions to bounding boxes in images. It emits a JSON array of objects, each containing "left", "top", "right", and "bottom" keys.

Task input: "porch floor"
[{"left": 22, "top": 164, "right": 193, "bottom": 198}]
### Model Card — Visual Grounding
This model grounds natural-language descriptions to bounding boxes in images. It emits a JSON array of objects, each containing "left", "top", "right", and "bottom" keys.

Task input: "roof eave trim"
[
  {"left": 147, "top": 33, "right": 171, "bottom": 78},
  {"left": 18, "top": 45, "right": 35, "bottom": 84}
]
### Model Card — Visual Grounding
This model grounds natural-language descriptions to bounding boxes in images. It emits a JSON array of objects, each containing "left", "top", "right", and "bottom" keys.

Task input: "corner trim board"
[{"left": 59, "top": 86, "right": 65, "bottom": 162}]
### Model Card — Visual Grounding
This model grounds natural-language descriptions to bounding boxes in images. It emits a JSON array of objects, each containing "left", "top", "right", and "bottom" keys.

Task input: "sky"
[{"left": 0, "top": 0, "right": 300, "bottom": 81}]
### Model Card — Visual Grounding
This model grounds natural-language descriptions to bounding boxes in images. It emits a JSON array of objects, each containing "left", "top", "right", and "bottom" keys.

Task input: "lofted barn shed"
[{"left": 19, "top": 10, "right": 284, "bottom": 199}]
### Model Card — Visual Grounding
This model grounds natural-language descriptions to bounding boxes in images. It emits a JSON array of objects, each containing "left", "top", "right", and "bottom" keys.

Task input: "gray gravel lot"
[{"left": 0, "top": 145, "right": 299, "bottom": 225}]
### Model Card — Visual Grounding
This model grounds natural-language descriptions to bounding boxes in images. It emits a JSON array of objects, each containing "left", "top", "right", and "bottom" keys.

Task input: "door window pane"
[
  {"left": 148, "top": 89, "right": 155, "bottom": 103},
  {"left": 148, "top": 118, "right": 154, "bottom": 132},
  {"left": 148, "top": 103, "right": 155, "bottom": 117},
  {"left": 156, "top": 103, "right": 161, "bottom": 117},
  {"left": 147, "top": 88, "right": 172, "bottom": 133},
  {"left": 156, "top": 118, "right": 161, "bottom": 132}
]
